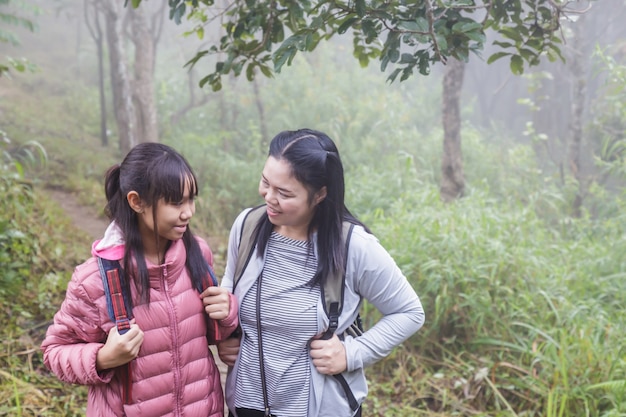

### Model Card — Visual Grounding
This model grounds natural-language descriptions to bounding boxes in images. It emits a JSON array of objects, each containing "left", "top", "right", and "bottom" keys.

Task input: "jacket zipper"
[{"left": 162, "top": 265, "right": 183, "bottom": 415}]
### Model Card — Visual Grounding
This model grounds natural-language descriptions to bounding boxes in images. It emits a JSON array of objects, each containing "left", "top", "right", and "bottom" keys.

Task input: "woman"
[
  {"left": 42, "top": 142, "right": 238, "bottom": 416},
  {"left": 219, "top": 129, "right": 425, "bottom": 417}
]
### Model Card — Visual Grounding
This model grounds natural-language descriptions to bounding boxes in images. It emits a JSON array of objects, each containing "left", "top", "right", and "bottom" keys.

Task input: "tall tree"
[
  {"left": 567, "top": 15, "right": 586, "bottom": 217},
  {"left": 103, "top": 0, "right": 136, "bottom": 153},
  {"left": 129, "top": 4, "right": 158, "bottom": 143},
  {"left": 84, "top": 0, "right": 108, "bottom": 146},
  {"left": 441, "top": 58, "right": 466, "bottom": 201}
]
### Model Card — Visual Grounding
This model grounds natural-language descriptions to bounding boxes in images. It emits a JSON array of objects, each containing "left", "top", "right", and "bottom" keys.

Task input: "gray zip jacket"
[{"left": 222, "top": 208, "right": 425, "bottom": 417}]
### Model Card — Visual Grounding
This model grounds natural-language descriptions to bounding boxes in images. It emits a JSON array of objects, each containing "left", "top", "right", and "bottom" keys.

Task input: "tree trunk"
[
  {"left": 103, "top": 0, "right": 135, "bottom": 154},
  {"left": 130, "top": 4, "right": 158, "bottom": 143},
  {"left": 252, "top": 77, "right": 268, "bottom": 147},
  {"left": 568, "top": 17, "right": 587, "bottom": 218},
  {"left": 84, "top": 0, "right": 108, "bottom": 146},
  {"left": 440, "top": 58, "right": 466, "bottom": 202}
]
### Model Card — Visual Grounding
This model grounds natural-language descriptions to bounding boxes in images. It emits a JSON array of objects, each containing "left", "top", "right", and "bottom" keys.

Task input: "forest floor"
[{"left": 43, "top": 187, "right": 230, "bottom": 409}]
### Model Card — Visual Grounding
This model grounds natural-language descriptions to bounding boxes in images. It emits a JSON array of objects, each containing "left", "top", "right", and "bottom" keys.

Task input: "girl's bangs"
[{"left": 153, "top": 159, "right": 198, "bottom": 203}]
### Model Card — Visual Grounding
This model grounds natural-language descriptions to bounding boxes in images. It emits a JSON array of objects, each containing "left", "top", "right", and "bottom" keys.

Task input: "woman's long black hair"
[
  {"left": 254, "top": 128, "right": 370, "bottom": 286},
  {"left": 103, "top": 142, "right": 209, "bottom": 302}
]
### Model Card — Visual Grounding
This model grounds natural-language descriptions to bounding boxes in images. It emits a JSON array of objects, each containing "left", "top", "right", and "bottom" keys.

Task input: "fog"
[{"left": 3, "top": 0, "right": 626, "bottom": 193}]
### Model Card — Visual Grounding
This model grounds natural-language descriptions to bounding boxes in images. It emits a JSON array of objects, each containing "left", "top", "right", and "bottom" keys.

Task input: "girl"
[
  {"left": 218, "top": 129, "right": 425, "bottom": 417},
  {"left": 42, "top": 142, "right": 238, "bottom": 417}
]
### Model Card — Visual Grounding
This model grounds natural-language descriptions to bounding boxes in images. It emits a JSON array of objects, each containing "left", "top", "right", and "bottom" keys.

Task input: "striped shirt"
[{"left": 235, "top": 232, "right": 320, "bottom": 416}]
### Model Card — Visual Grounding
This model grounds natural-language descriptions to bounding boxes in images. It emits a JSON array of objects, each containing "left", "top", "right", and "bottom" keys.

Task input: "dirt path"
[
  {"left": 45, "top": 188, "right": 230, "bottom": 414},
  {"left": 45, "top": 188, "right": 110, "bottom": 239}
]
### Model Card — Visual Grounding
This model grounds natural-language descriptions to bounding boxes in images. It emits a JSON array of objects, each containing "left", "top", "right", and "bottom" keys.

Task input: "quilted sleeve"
[{"left": 41, "top": 267, "right": 115, "bottom": 385}]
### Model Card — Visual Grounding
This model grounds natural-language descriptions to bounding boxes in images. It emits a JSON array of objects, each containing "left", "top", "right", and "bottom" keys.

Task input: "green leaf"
[
  {"left": 451, "top": 21, "right": 482, "bottom": 33},
  {"left": 245, "top": 63, "right": 255, "bottom": 81},
  {"left": 183, "top": 50, "right": 209, "bottom": 69},
  {"left": 338, "top": 16, "right": 359, "bottom": 34},
  {"left": 273, "top": 48, "right": 295, "bottom": 72},
  {"left": 259, "top": 64, "right": 273, "bottom": 78},
  {"left": 510, "top": 54, "right": 524, "bottom": 75},
  {"left": 386, "top": 68, "right": 402, "bottom": 83},
  {"left": 400, "top": 53, "right": 414, "bottom": 64},
  {"left": 398, "top": 20, "right": 422, "bottom": 32},
  {"left": 518, "top": 48, "right": 536, "bottom": 61},
  {"left": 358, "top": 54, "right": 369, "bottom": 68},
  {"left": 272, "top": 21, "right": 285, "bottom": 42},
  {"left": 493, "top": 40, "right": 514, "bottom": 49},
  {"left": 465, "top": 30, "right": 485, "bottom": 44},
  {"left": 415, "top": 17, "right": 429, "bottom": 33},
  {"left": 361, "top": 19, "right": 378, "bottom": 42},
  {"left": 500, "top": 27, "right": 523, "bottom": 43},
  {"left": 355, "top": 0, "right": 366, "bottom": 17},
  {"left": 487, "top": 51, "right": 510, "bottom": 64}
]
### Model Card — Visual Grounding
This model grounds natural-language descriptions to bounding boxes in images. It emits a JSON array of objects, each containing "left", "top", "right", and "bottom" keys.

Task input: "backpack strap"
[
  {"left": 320, "top": 221, "right": 355, "bottom": 339},
  {"left": 96, "top": 257, "right": 133, "bottom": 404},
  {"left": 233, "top": 204, "right": 266, "bottom": 291},
  {"left": 318, "top": 222, "right": 362, "bottom": 413},
  {"left": 97, "top": 257, "right": 132, "bottom": 335}
]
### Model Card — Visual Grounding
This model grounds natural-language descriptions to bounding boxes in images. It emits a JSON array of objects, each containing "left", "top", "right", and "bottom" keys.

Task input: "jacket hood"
[{"left": 91, "top": 221, "right": 125, "bottom": 261}]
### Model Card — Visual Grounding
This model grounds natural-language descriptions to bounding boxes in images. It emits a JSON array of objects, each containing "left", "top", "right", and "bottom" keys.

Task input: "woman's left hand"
[
  {"left": 200, "top": 286, "right": 230, "bottom": 320},
  {"left": 309, "top": 334, "right": 347, "bottom": 375}
]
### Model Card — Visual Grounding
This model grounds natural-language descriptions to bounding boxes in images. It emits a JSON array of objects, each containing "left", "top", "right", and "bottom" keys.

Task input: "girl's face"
[
  {"left": 136, "top": 178, "right": 196, "bottom": 257},
  {"left": 259, "top": 156, "right": 326, "bottom": 240}
]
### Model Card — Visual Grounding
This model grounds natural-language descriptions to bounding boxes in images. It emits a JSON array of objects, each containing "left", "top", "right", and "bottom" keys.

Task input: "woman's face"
[{"left": 258, "top": 156, "right": 325, "bottom": 240}]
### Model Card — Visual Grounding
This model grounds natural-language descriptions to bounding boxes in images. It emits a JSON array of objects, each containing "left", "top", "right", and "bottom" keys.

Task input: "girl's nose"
[{"left": 181, "top": 202, "right": 195, "bottom": 219}]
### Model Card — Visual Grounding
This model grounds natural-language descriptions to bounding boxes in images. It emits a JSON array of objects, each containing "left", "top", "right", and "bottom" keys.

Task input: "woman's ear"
[
  {"left": 127, "top": 191, "right": 144, "bottom": 214},
  {"left": 314, "top": 186, "right": 327, "bottom": 206}
]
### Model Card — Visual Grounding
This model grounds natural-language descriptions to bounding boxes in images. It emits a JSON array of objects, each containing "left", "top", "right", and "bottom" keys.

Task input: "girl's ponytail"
[{"left": 104, "top": 164, "right": 122, "bottom": 220}]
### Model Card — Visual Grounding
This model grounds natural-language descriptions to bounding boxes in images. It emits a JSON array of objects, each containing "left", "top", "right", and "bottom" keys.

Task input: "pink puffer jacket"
[{"left": 41, "top": 234, "right": 237, "bottom": 417}]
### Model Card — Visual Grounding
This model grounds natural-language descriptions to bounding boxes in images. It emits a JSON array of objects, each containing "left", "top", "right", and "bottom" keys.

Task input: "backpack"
[
  {"left": 233, "top": 205, "right": 363, "bottom": 413},
  {"left": 96, "top": 255, "right": 220, "bottom": 405}
]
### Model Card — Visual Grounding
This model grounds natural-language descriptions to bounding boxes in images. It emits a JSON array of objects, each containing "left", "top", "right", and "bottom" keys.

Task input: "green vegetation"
[{"left": 2, "top": 14, "right": 626, "bottom": 417}]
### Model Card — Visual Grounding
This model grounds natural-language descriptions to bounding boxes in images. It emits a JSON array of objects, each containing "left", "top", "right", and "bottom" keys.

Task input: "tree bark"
[
  {"left": 103, "top": 0, "right": 135, "bottom": 153},
  {"left": 252, "top": 77, "right": 268, "bottom": 146},
  {"left": 568, "top": 16, "right": 587, "bottom": 218},
  {"left": 440, "top": 58, "right": 466, "bottom": 202},
  {"left": 84, "top": 0, "right": 108, "bottom": 146},
  {"left": 129, "top": 5, "right": 158, "bottom": 143}
]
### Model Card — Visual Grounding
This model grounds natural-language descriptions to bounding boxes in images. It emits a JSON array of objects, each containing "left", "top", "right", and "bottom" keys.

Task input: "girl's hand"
[
  {"left": 309, "top": 333, "right": 347, "bottom": 375},
  {"left": 217, "top": 335, "right": 241, "bottom": 367},
  {"left": 200, "top": 286, "right": 230, "bottom": 321},
  {"left": 96, "top": 322, "right": 144, "bottom": 371}
]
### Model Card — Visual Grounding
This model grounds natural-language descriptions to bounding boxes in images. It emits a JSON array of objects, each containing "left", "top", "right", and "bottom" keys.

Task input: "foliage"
[
  {"left": 0, "top": 0, "right": 39, "bottom": 77},
  {"left": 361, "top": 183, "right": 626, "bottom": 415},
  {"left": 0, "top": 135, "right": 91, "bottom": 416},
  {"left": 134, "top": 0, "right": 585, "bottom": 91}
]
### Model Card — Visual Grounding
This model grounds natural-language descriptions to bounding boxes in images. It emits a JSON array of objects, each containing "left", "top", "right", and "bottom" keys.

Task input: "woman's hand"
[
  {"left": 217, "top": 335, "right": 241, "bottom": 367},
  {"left": 200, "top": 286, "right": 231, "bottom": 320},
  {"left": 96, "top": 321, "right": 144, "bottom": 371},
  {"left": 309, "top": 333, "right": 347, "bottom": 375}
]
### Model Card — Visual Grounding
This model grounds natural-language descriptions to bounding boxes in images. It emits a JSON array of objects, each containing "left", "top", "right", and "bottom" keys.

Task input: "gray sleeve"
[{"left": 343, "top": 228, "right": 425, "bottom": 371}]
